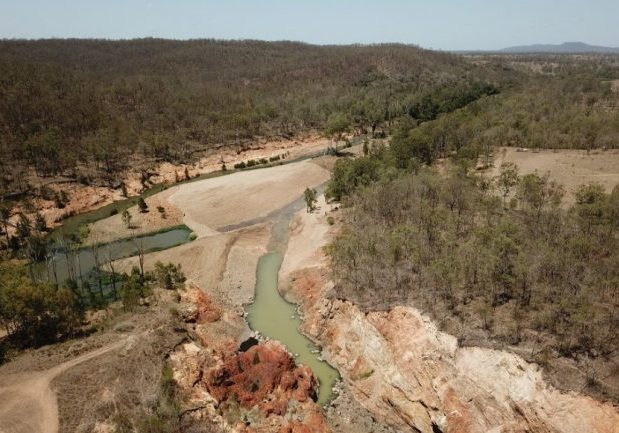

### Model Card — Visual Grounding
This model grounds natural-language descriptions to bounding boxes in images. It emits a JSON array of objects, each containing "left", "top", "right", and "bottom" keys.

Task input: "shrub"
[
  {"left": 137, "top": 197, "right": 149, "bottom": 213},
  {"left": 154, "top": 261, "right": 186, "bottom": 290},
  {"left": 39, "top": 185, "right": 55, "bottom": 200}
]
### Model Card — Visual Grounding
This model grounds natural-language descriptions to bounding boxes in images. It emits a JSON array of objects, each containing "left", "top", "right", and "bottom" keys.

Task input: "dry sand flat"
[
  {"left": 168, "top": 160, "right": 330, "bottom": 236},
  {"left": 492, "top": 147, "right": 619, "bottom": 203},
  {"left": 84, "top": 188, "right": 184, "bottom": 245},
  {"left": 84, "top": 159, "right": 329, "bottom": 244}
]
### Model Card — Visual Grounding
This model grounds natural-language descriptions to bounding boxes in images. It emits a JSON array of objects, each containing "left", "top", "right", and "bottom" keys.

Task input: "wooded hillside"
[{"left": 1, "top": 40, "right": 618, "bottom": 199}]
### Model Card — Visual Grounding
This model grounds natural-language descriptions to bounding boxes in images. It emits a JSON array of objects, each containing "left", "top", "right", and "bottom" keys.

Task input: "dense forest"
[
  {"left": 0, "top": 39, "right": 482, "bottom": 194},
  {"left": 2, "top": 39, "right": 617, "bottom": 200}
]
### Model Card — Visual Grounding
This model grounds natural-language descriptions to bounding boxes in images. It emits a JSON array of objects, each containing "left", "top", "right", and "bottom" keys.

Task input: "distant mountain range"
[{"left": 500, "top": 42, "right": 619, "bottom": 54}]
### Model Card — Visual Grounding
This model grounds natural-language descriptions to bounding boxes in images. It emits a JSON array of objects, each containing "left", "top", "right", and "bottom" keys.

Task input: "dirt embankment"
[{"left": 280, "top": 193, "right": 619, "bottom": 433}]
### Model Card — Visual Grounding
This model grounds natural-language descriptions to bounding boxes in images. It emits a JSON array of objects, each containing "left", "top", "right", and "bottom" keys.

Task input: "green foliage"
[
  {"left": 121, "top": 209, "right": 132, "bottom": 229},
  {"left": 574, "top": 183, "right": 607, "bottom": 233},
  {"left": 153, "top": 261, "right": 186, "bottom": 290},
  {"left": 496, "top": 162, "right": 520, "bottom": 203},
  {"left": 0, "top": 264, "right": 84, "bottom": 346},
  {"left": 303, "top": 187, "right": 318, "bottom": 213},
  {"left": 137, "top": 197, "right": 149, "bottom": 213},
  {"left": 326, "top": 155, "right": 384, "bottom": 201},
  {"left": 1, "top": 41, "right": 617, "bottom": 205},
  {"left": 325, "top": 113, "right": 351, "bottom": 142},
  {"left": 25, "top": 235, "right": 48, "bottom": 263},
  {"left": 16, "top": 213, "right": 31, "bottom": 240},
  {"left": 34, "top": 212, "right": 48, "bottom": 233},
  {"left": 407, "top": 81, "right": 499, "bottom": 121},
  {"left": 120, "top": 267, "right": 149, "bottom": 311},
  {"left": 391, "top": 121, "right": 438, "bottom": 167},
  {"left": 517, "top": 173, "right": 564, "bottom": 221},
  {"left": 0, "top": 39, "right": 491, "bottom": 198}
]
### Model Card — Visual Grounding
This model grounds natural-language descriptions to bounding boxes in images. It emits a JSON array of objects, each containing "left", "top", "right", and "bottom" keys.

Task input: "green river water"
[
  {"left": 245, "top": 192, "right": 340, "bottom": 406},
  {"left": 42, "top": 227, "right": 193, "bottom": 285}
]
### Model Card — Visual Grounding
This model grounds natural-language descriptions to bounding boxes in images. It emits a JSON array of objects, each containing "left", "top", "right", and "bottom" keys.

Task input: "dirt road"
[{"left": 0, "top": 341, "right": 126, "bottom": 433}]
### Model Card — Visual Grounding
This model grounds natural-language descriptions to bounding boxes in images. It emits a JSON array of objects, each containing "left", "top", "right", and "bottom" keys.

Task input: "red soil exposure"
[
  {"left": 205, "top": 341, "right": 318, "bottom": 416},
  {"left": 194, "top": 289, "right": 222, "bottom": 323},
  {"left": 183, "top": 284, "right": 222, "bottom": 324}
]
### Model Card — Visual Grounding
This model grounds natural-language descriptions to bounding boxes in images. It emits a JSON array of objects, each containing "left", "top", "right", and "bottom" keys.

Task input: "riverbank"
[
  {"left": 280, "top": 192, "right": 619, "bottom": 433},
  {"left": 5, "top": 134, "right": 335, "bottom": 241}
]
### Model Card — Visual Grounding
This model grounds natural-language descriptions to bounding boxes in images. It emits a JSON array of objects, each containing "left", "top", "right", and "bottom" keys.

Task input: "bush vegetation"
[
  {"left": 0, "top": 258, "right": 185, "bottom": 360},
  {"left": 327, "top": 149, "right": 619, "bottom": 367}
]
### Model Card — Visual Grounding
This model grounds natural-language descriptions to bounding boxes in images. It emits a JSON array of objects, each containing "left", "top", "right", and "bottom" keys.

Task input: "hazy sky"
[{"left": 1, "top": 0, "right": 618, "bottom": 50}]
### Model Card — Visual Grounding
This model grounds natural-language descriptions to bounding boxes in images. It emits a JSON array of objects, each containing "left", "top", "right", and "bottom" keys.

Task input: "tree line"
[
  {"left": 1, "top": 40, "right": 617, "bottom": 203},
  {"left": 0, "top": 259, "right": 185, "bottom": 362}
]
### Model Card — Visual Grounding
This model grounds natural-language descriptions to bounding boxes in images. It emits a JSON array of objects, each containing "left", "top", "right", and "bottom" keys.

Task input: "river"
[{"left": 245, "top": 190, "right": 340, "bottom": 406}]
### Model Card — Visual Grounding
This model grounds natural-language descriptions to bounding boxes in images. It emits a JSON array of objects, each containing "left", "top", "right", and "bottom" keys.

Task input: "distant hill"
[{"left": 501, "top": 42, "right": 619, "bottom": 54}]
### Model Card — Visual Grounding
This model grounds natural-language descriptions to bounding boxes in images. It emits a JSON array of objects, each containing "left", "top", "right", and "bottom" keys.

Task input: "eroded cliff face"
[
  {"left": 315, "top": 298, "right": 619, "bottom": 433},
  {"left": 282, "top": 199, "right": 619, "bottom": 433}
]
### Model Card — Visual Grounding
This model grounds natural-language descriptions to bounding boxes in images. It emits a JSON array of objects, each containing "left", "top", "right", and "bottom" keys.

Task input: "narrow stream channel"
[{"left": 245, "top": 189, "right": 340, "bottom": 406}]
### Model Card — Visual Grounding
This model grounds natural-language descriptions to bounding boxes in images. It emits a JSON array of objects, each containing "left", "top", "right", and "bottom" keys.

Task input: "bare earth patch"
[
  {"left": 491, "top": 147, "right": 619, "bottom": 204},
  {"left": 168, "top": 160, "right": 330, "bottom": 236},
  {"left": 84, "top": 188, "right": 184, "bottom": 244}
]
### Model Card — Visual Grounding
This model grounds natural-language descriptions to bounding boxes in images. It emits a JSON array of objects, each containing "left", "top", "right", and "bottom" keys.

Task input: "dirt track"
[{"left": 0, "top": 341, "right": 125, "bottom": 433}]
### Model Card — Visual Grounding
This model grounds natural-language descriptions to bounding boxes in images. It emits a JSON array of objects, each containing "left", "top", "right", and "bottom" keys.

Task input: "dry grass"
[
  {"left": 53, "top": 291, "right": 184, "bottom": 433},
  {"left": 490, "top": 147, "right": 619, "bottom": 204}
]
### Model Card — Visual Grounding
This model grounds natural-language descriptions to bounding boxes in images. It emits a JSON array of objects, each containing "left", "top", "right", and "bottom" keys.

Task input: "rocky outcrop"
[
  {"left": 305, "top": 292, "right": 619, "bottom": 433},
  {"left": 205, "top": 341, "right": 318, "bottom": 416},
  {"left": 170, "top": 285, "right": 330, "bottom": 433},
  {"left": 172, "top": 339, "right": 329, "bottom": 433}
]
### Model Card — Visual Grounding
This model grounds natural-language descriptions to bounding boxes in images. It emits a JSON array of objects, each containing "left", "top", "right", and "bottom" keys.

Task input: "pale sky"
[{"left": 1, "top": 0, "right": 618, "bottom": 51}]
